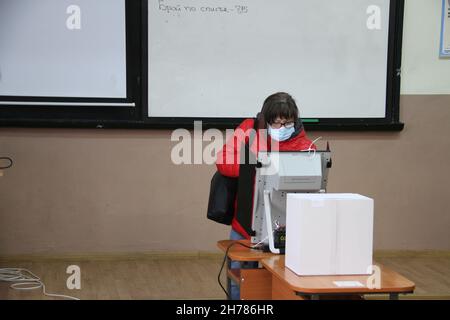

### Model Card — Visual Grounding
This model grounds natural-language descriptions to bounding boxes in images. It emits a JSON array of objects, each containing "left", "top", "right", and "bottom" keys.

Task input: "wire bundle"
[
  {"left": 0, "top": 157, "right": 13, "bottom": 170},
  {"left": 0, "top": 268, "right": 80, "bottom": 300}
]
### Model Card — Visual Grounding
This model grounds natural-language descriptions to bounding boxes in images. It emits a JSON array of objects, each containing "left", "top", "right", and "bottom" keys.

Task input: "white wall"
[{"left": 401, "top": 0, "right": 450, "bottom": 94}]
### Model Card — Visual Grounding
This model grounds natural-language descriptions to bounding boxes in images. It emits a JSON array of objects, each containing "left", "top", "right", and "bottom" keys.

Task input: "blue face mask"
[{"left": 268, "top": 126, "right": 295, "bottom": 142}]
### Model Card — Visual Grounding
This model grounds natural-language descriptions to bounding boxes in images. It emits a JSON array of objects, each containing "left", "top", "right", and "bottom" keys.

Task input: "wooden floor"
[
  {"left": 0, "top": 254, "right": 449, "bottom": 300},
  {"left": 373, "top": 255, "right": 450, "bottom": 299}
]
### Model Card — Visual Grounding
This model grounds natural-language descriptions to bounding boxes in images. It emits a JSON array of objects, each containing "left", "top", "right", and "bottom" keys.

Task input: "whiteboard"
[
  {"left": 148, "top": 0, "right": 391, "bottom": 119},
  {"left": 0, "top": 0, "right": 127, "bottom": 99}
]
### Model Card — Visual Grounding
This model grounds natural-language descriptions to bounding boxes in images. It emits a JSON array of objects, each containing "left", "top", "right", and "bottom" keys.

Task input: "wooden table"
[
  {"left": 217, "top": 240, "right": 274, "bottom": 262},
  {"left": 261, "top": 255, "right": 415, "bottom": 300},
  {"left": 217, "top": 240, "right": 415, "bottom": 300},
  {"left": 217, "top": 240, "right": 274, "bottom": 300}
]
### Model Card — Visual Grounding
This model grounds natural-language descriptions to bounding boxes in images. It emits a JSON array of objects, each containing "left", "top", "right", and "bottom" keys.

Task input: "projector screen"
[
  {"left": 0, "top": 0, "right": 127, "bottom": 99},
  {"left": 148, "top": 0, "right": 391, "bottom": 119}
]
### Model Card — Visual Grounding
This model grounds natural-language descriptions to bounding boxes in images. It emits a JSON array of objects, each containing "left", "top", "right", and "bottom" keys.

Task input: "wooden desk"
[
  {"left": 217, "top": 240, "right": 274, "bottom": 262},
  {"left": 261, "top": 255, "right": 415, "bottom": 300},
  {"left": 217, "top": 240, "right": 274, "bottom": 300},
  {"left": 217, "top": 240, "right": 415, "bottom": 300}
]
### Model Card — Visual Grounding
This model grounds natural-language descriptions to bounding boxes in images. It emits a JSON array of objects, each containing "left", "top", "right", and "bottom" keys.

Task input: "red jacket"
[{"left": 216, "top": 118, "right": 317, "bottom": 239}]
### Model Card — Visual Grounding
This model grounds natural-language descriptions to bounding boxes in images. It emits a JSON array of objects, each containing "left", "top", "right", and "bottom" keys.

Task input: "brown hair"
[{"left": 261, "top": 92, "right": 299, "bottom": 125}]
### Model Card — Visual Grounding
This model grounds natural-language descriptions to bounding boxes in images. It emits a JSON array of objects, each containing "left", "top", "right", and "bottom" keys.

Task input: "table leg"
[
  {"left": 389, "top": 293, "right": 399, "bottom": 300},
  {"left": 226, "top": 257, "right": 231, "bottom": 300}
]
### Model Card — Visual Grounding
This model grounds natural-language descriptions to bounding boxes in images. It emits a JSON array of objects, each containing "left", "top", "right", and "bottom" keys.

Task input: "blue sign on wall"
[{"left": 441, "top": 0, "right": 450, "bottom": 57}]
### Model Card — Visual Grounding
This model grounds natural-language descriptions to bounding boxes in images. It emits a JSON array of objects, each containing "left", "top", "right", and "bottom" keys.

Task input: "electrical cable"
[
  {"left": 0, "top": 157, "right": 78, "bottom": 300},
  {"left": 0, "top": 268, "right": 80, "bottom": 300},
  {"left": 309, "top": 136, "right": 322, "bottom": 150},
  {"left": 301, "top": 136, "right": 322, "bottom": 157},
  {"left": 217, "top": 241, "right": 265, "bottom": 299},
  {"left": 0, "top": 157, "right": 13, "bottom": 170}
]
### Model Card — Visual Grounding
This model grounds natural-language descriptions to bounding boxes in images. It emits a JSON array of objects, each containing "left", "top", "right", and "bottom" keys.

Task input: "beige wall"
[
  {"left": 401, "top": 0, "right": 450, "bottom": 94},
  {"left": 1, "top": 94, "right": 450, "bottom": 255},
  {"left": 1, "top": 1, "right": 450, "bottom": 255}
]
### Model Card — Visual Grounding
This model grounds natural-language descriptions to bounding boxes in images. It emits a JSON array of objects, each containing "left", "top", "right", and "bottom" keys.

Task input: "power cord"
[
  {"left": 217, "top": 241, "right": 265, "bottom": 299},
  {"left": 0, "top": 158, "right": 78, "bottom": 300},
  {"left": 0, "top": 157, "right": 13, "bottom": 170},
  {"left": 303, "top": 137, "right": 322, "bottom": 157},
  {"left": 0, "top": 268, "right": 80, "bottom": 300}
]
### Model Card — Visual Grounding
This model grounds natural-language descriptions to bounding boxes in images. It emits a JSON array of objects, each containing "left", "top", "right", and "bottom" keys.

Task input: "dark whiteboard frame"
[
  {"left": 0, "top": 0, "right": 142, "bottom": 127},
  {"left": 0, "top": 0, "right": 405, "bottom": 131},
  {"left": 142, "top": 0, "right": 405, "bottom": 131}
]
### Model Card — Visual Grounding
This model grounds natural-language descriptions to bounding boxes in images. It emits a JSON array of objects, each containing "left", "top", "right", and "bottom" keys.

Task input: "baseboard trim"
[
  {"left": 373, "top": 250, "right": 450, "bottom": 258},
  {"left": 0, "top": 251, "right": 224, "bottom": 262},
  {"left": 0, "top": 250, "right": 449, "bottom": 262}
]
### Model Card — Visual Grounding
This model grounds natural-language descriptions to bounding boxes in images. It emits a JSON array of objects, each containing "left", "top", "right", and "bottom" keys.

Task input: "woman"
[{"left": 216, "top": 92, "right": 317, "bottom": 299}]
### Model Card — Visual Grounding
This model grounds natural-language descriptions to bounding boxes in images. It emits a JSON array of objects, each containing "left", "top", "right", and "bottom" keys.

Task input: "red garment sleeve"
[
  {"left": 298, "top": 132, "right": 318, "bottom": 151},
  {"left": 216, "top": 119, "right": 254, "bottom": 178}
]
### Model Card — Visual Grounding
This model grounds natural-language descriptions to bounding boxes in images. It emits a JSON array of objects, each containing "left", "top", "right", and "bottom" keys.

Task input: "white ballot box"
[{"left": 286, "top": 194, "right": 374, "bottom": 276}]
